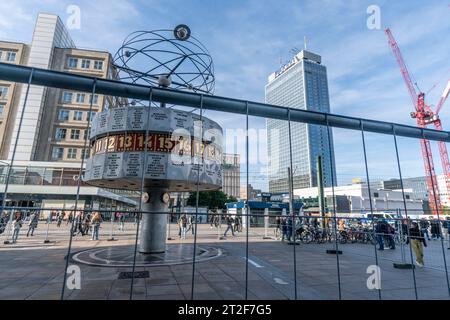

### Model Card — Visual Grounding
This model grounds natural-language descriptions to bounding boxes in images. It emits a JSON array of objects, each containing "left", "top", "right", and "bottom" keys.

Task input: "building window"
[
  {"left": 81, "top": 59, "right": 91, "bottom": 69},
  {"left": 68, "top": 57, "right": 78, "bottom": 68},
  {"left": 6, "top": 51, "right": 16, "bottom": 62},
  {"left": 0, "top": 86, "right": 9, "bottom": 99},
  {"left": 62, "top": 92, "right": 73, "bottom": 103},
  {"left": 406, "top": 195, "right": 410, "bottom": 200},
  {"left": 73, "top": 111, "right": 83, "bottom": 121},
  {"left": 76, "top": 93, "right": 85, "bottom": 104},
  {"left": 81, "top": 148, "right": 89, "bottom": 159},
  {"left": 70, "top": 129, "right": 81, "bottom": 140},
  {"left": 89, "top": 94, "right": 99, "bottom": 105},
  {"left": 0, "top": 104, "right": 4, "bottom": 117},
  {"left": 55, "top": 128, "right": 67, "bottom": 140},
  {"left": 58, "top": 109, "right": 70, "bottom": 121},
  {"left": 374, "top": 192, "right": 379, "bottom": 198},
  {"left": 83, "top": 129, "right": 89, "bottom": 140},
  {"left": 67, "top": 148, "right": 77, "bottom": 159},
  {"left": 93, "top": 60, "right": 103, "bottom": 70},
  {"left": 87, "top": 111, "right": 96, "bottom": 122},
  {"left": 52, "top": 147, "right": 64, "bottom": 160}
]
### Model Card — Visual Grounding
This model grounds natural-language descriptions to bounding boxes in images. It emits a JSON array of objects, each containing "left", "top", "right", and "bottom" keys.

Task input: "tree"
[{"left": 186, "top": 190, "right": 237, "bottom": 210}]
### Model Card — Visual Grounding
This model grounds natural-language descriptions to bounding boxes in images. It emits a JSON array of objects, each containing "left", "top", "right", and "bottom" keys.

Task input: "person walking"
[
  {"left": 118, "top": 213, "right": 125, "bottom": 231},
  {"left": 375, "top": 219, "right": 387, "bottom": 250},
  {"left": 179, "top": 215, "right": 187, "bottom": 239},
  {"left": 12, "top": 216, "right": 23, "bottom": 243},
  {"left": 223, "top": 215, "right": 235, "bottom": 238},
  {"left": 56, "top": 212, "right": 63, "bottom": 227},
  {"left": 387, "top": 222, "right": 396, "bottom": 249},
  {"left": 72, "top": 211, "right": 85, "bottom": 236},
  {"left": 430, "top": 218, "right": 442, "bottom": 240},
  {"left": 420, "top": 218, "right": 431, "bottom": 240},
  {"left": 26, "top": 212, "right": 39, "bottom": 237},
  {"left": 281, "top": 217, "right": 288, "bottom": 242},
  {"left": 445, "top": 217, "right": 450, "bottom": 249},
  {"left": 188, "top": 215, "right": 195, "bottom": 235},
  {"left": 286, "top": 217, "right": 293, "bottom": 242},
  {"left": 90, "top": 212, "right": 103, "bottom": 240},
  {"left": 406, "top": 221, "right": 427, "bottom": 267}
]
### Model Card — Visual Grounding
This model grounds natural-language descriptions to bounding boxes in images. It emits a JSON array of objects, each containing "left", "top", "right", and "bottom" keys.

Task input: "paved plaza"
[{"left": 0, "top": 222, "right": 449, "bottom": 300}]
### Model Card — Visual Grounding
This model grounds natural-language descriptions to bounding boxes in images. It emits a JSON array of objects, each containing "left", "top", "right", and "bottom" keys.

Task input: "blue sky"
[{"left": 1, "top": 0, "right": 449, "bottom": 191}]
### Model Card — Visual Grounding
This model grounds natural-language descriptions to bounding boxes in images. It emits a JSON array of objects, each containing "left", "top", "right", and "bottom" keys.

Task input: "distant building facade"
[
  {"left": 222, "top": 153, "right": 240, "bottom": 198},
  {"left": 0, "top": 13, "right": 116, "bottom": 162},
  {"left": 0, "top": 13, "right": 133, "bottom": 211},
  {"left": 266, "top": 50, "right": 336, "bottom": 194}
]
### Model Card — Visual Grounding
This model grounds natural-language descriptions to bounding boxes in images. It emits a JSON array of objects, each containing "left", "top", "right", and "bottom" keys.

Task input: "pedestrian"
[
  {"left": 234, "top": 216, "right": 241, "bottom": 233},
  {"left": 281, "top": 217, "right": 288, "bottom": 241},
  {"left": 419, "top": 218, "right": 431, "bottom": 241},
  {"left": 47, "top": 210, "right": 54, "bottom": 224},
  {"left": 445, "top": 217, "right": 450, "bottom": 249},
  {"left": 90, "top": 212, "right": 103, "bottom": 240},
  {"left": 179, "top": 215, "right": 187, "bottom": 239},
  {"left": 375, "top": 219, "right": 388, "bottom": 250},
  {"left": 188, "top": 215, "right": 195, "bottom": 235},
  {"left": 406, "top": 221, "right": 427, "bottom": 267},
  {"left": 118, "top": 213, "right": 125, "bottom": 231},
  {"left": 72, "top": 211, "right": 85, "bottom": 236},
  {"left": 56, "top": 212, "right": 62, "bottom": 227},
  {"left": 223, "top": 215, "right": 235, "bottom": 237},
  {"left": 26, "top": 211, "right": 39, "bottom": 237},
  {"left": 286, "top": 217, "right": 293, "bottom": 242},
  {"left": 83, "top": 212, "right": 91, "bottom": 235},
  {"left": 387, "top": 222, "right": 396, "bottom": 249},
  {"left": 430, "top": 218, "right": 442, "bottom": 240},
  {"left": 12, "top": 216, "right": 22, "bottom": 243}
]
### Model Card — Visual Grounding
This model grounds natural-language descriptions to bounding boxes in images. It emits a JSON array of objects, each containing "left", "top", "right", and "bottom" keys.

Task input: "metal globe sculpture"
[
  {"left": 85, "top": 25, "right": 222, "bottom": 254},
  {"left": 113, "top": 26, "right": 215, "bottom": 95}
]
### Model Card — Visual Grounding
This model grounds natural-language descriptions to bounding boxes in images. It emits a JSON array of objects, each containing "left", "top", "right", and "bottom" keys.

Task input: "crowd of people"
[
  {"left": 0, "top": 210, "right": 134, "bottom": 243},
  {"left": 273, "top": 214, "right": 450, "bottom": 268}
]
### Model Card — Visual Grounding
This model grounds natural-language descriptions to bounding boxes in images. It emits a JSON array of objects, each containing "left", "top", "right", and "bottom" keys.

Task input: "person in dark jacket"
[
  {"left": 420, "top": 218, "right": 431, "bottom": 240},
  {"left": 406, "top": 221, "right": 427, "bottom": 267},
  {"left": 281, "top": 218, "right": 288, "bottom": 242},
  {"left": 375, "top": 219, "right": 388, "bottom": 250},
  {"left": 286, "top": 217, "right": 293, "bottom": 242},
  {"left": 430, "top": 218, "right": 442, "bottom": 240}
]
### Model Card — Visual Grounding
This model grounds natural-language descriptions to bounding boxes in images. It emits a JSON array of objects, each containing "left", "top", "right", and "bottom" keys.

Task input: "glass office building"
[{"left": 266, "top": 50, "right": 336, "bottom": 193}]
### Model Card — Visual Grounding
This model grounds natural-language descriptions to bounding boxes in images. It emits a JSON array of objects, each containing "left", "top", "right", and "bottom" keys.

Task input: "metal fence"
[{"left": 0, "top": 62, "right": 450, "bottom": 300}]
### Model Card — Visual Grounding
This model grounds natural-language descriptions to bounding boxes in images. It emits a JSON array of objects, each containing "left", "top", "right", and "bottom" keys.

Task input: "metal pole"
[
  {"left": 108, "top": 199, "right": 115, "bottom": 241},
  {"left": 44, "top": 210, "right": 51, "bottom": 244},
  {"left": 129, "top": 89, "right": 153, "bottom": 300},
  {"left": 61, "top": 79, "right": 97, "bottom": 300},
  {"left": 326, "top": 121, "right": 342, "bottom": 300},
  {"left": 361, "top": 122, "right": 382, "bottom": 300},
  {"left": 245, "top": 101, "right": 250, "bottom": 300},
  {"left": 190, "top": 95, "right": 204, "bottom": 300},
  {"left": 287, "top": 108, "right": 298, "bottom": 300},
  {"left": 2, "top": 69, "right": 34, "bottom": 244},
  {"left": 392, "top": 130, "right": 418, "bottom": 300},
  {"left": 422, "top": 133, "right": 450, "bottom": 297}
]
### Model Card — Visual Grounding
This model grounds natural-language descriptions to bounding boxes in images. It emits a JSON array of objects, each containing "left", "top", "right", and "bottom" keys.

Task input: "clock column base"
[{"left": 139, "top": 188, "right": 169, "bottom": 254}]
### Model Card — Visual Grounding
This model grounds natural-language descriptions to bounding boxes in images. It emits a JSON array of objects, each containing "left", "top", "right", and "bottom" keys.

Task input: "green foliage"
[{"left": 186, "top": 190, "right": 237, "bottom": 210}]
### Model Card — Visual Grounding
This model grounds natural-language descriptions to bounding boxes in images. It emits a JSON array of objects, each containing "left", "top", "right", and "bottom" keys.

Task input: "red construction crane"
[{"left": 385, "top": 28, "right": 450, "bottom": 215}]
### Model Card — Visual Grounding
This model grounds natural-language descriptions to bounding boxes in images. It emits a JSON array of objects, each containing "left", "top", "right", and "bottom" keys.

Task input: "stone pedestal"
[{"left": 139, "top": 188, "right": 169, "bottom": 254}]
